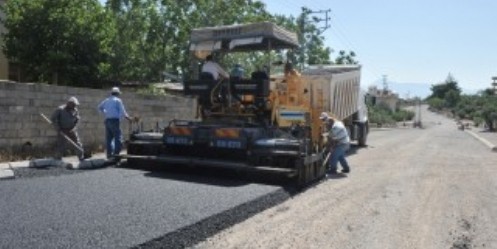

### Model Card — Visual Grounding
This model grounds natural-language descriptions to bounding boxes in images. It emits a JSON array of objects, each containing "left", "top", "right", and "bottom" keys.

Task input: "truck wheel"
[
  {"left": 316, "top": 159, "right": 326, "bottom": 180},
  {"left": 358, "top": 122, "right": 368, "bottom": 147},
  {"left": 296, "top": 159, "right": 308, "bottom": 188}
]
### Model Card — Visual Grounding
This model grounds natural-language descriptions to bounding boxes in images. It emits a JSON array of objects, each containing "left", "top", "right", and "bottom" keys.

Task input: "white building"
[{"left": 367, "top": 85, "right": 399, "bottom": 112}]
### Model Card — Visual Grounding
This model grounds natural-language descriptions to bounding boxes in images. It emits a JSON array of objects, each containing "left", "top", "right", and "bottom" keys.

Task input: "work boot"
[
  {"left": 341, "top": 168, "right": 350, "bottom": 173},
  {"left": 326, "top": 170, "right": 338, "bottom": 178}
]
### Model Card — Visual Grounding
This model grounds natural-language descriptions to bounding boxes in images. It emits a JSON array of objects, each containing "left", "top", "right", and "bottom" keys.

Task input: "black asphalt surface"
[{"left": 0, "top": 164, "right": 292, "bottom": 249}]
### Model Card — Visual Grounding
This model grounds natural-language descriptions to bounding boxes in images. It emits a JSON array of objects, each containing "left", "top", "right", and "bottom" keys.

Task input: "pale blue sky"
[{"left": 262, "top": 0, "right": 497, "bottom": 92}]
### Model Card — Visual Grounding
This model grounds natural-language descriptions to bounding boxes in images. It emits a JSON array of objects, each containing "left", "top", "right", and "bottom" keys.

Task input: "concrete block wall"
[{"left": 0, "top": 81, "right": 196, "bottom": 154}]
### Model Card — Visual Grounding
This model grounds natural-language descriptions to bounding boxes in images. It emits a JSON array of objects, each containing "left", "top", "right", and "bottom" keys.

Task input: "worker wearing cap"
[
  {"left": 230, "top": 64, "right": 245, "bottom": 79},
  {"left": 202, "top": 54, "right": 229, "bottom": 80},
  {"left": 51, "top": 96, "right": 84, "bottom": 161},
  {"left": 98, "top": 87, "right": 132, "bottom": 160},
  {"left": 320, "top": 112, "right": 351, "bottom": 174}
]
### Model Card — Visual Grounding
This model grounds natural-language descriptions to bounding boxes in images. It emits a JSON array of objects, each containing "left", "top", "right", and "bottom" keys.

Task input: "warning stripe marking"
[
  {"left": 169, "top": 127, "right": 192, "bottom": 136},
  {"left": 214, "top": 128, "right": 240, "bottom": 138}
]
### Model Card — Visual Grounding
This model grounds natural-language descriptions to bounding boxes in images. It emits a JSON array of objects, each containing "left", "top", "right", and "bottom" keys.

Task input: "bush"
[{"left": 392, "top": 109, "right": 415, "bottom": 122}]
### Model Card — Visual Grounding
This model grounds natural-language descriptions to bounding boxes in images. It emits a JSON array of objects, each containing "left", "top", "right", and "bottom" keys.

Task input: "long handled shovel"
[{"left": 40, "top": 113, "right": 91, "bottom": 159}]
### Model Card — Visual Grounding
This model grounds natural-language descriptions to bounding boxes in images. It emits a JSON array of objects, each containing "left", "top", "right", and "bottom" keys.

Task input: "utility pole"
[
  {"left": 492, "top": 76, "right": 497, "bottom": 95},
  {"left": 298, "top": 8, "right": 331, "bottom": 70},
  {"left": 309, "top": 9, "right": 331, "bottom": 35},
  {"left": 382, "top": 75, "right": 388, "bottom": 91},
  {"left": 298, "top": 9, "right": 308, "bottom": 70}
]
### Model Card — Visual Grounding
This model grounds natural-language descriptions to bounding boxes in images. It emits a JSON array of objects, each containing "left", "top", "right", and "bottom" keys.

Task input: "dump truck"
[{"left": 123, "top": 22, "right": 368, "bottom": 186}]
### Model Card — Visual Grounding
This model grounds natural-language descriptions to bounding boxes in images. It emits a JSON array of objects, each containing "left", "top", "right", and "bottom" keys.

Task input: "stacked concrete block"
[{"left": 0, "top": 81, "right": 196, "bottom": 156}]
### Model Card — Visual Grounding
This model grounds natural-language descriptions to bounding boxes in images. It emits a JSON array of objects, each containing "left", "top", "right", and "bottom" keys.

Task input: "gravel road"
[{"left": 192, "top": 107, "right": 497, "bottom": 249}]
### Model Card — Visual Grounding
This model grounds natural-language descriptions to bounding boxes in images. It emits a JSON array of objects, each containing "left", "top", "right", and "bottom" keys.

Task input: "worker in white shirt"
[
  {"left": 201, "top": 54, "right": 229, "bottom": 80},
  {"left": 320, "top": 112, "right": 351, "bottom": 175}
]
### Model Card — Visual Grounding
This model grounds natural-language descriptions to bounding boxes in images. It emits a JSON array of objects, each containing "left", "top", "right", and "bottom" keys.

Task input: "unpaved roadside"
[{"left": 192, "top": 109, "right": 497, "bottom": 249}]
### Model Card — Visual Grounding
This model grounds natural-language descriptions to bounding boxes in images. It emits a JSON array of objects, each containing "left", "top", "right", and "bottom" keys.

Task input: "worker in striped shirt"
[{"left": 320, "top": 112, "right": 351, "bottom": 174}]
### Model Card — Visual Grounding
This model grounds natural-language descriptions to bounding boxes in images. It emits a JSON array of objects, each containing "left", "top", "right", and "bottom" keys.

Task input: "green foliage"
[
  {"left": 444, "top": 89, "right": 460, "bottom": 108},
  {"left": 426, "top": 74, "right": 497, "bottom": 131},
  {"left": 427, "top": 97, "right": 444, "bottom": 110},
  {"left": 392, "top": 109, "right": 415, "bottom": 122},
  {"left": 1, "top": 0, "right": 113, "bottom": 86},
  {"left": 334, "top": 50, "right": 358, "bottom": 65},
  {"left": 426, "top": 74, "right": 462, "bottom": 110},
  {"left": 477, "top": 96, "right": 497, "bottom": 130},
  {"left": 290, "top": 7, "right": 332, "bottom": 67},
  {"left": 105, "top": 0, "right": 273, "bottom": 82},
  {"left": 369, "top": 105, "right": 394, "bottom": 125},
  {"left": 136, "top": 84, "right": 167, "bottom": 96},
  {"left": 2, "top": 0, "right": 339, "bottom": 85},
  {"left": 368, "top": 103, "right": 414, "bottom": 125},
  {"left": 449, "top": 93, "right": 497, "bottom": 131}
]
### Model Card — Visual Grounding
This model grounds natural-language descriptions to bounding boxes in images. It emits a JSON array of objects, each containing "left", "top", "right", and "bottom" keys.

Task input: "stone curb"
[
  {"left": 464, "top": 130, "right": 497, "bottom": 152},
  {"left": 69, "top": 159, "right": 108, "bottom": 169},
  {"left": 0, "top": 154, "right": 115, "bottom": 180},
  {"left": 9, "top": 160, "right": 30, "bottom": 169},
  {"left": 29, "top": 158, "right": 65, "bottom": 168},
  {"left": 0, "top": 169, "right": 15, "bottom": 180},
  {"left": 0, "top": 162, "right": 11, "bottom": 170},
  {"left": 1, "top": 163, "right": 15, "bottom": 180}
]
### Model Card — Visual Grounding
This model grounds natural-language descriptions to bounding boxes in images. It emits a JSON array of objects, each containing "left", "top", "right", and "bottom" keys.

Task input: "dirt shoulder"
[{"left": 191, "top": 109, "right": 497, "bottom": 249}]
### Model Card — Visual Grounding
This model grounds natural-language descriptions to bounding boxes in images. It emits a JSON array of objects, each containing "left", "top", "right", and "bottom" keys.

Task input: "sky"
[{"left": 262, "top": 0, "right": 497, "bottom": 95}]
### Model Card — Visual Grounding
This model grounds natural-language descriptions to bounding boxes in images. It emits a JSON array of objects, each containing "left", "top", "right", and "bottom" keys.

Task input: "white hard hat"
[
  {"left": 111, "top": 87, "right": 121, "bottom": 94},
  {"left": 67, "top": 96, "right": 80, "bottom": 105},
  {"left": 319, "top": 112, "right": 329, "bottom": 120}
]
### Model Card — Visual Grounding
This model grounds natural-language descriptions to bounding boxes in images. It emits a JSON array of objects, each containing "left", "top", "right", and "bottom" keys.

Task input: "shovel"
[{"left": 40, "top": 113, "right": 92, "bottom": 159}]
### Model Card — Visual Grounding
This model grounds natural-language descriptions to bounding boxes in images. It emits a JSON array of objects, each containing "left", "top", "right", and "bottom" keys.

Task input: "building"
[{"left": 367, "top": 85, "right": 399, "bottom": 112}]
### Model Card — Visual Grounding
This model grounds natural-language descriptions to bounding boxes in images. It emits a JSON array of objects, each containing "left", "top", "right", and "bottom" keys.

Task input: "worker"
[
  {"left": 320, "top": 112, "right": 351, "bottom": 174},
  {"left": 50, "top": 96, "right": 84, "bottom": 161},
  {"left": 98, "top": 87, "right": 132, "bottom": 160},
  {"left": 201, "top": 54, "right": 229, "bottom": 80},
  {"left": 230, "top": 63, "right": 245, "bottom": 79}
]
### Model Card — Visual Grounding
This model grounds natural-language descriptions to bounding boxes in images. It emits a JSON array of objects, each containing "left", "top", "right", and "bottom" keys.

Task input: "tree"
[
  {"left": 1, "top": 0, "right": 114, "bottom": 86},
  {"left": 480, "top": 88, "right": 496, "bottom": 97},
  {"left": 335, "top": 50, "right": 358, "bottom": 65},
  {"left": 428, "top": 74, "right": 461, "bottom": 99},
  {"left": 479, "top": 96, "right": 497, "bottom": 131},
  {"left": 444, "top": 89, "right": 460, "bottom": 108},
  {"left": 291, "top": 7, "right": 332, "bottom": 68},
  {"left": 2, "top": 0, "right": 339, "bottom": 85},
  {"left": 427, "top": 97, "right": 444, "bottom": 111},
  {"left": 452, "top": 92, "right": 497, "bottom": 131},
  {"left": 427, "top": 73, "right": 461, "bottom": 108},
  {"left": 105, "top": 0, "right": 272, "bottom": 81}
]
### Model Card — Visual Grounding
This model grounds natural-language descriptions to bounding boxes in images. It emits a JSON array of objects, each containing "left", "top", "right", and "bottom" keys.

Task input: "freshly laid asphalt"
[{"left": 0, "top": 163, "right": 292, "bottom": 249}]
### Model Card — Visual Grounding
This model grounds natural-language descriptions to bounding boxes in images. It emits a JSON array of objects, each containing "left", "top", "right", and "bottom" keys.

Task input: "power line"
[
  {"left": 308, "top": 9, "right": 331, "bottom": 35},
  {"left": 264, "top": 0, "right": 385, "bottom": 84}
]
